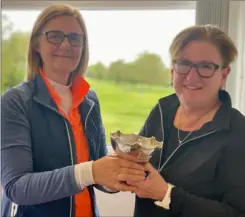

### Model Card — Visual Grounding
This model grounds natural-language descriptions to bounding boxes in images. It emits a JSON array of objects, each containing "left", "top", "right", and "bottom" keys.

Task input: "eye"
[
  {"left": 70, "top": 34, "right": 79, "bottom": 40},
  {"left": 177, "top": 59, "right": 192, "bottom": 66},
  {"left": 47, "top": 31, "right": 63, "bottom": 39},
  {"left": 69, "top": 33, "right": 84, "bottom": 45},
  {"left": 199, "top": 63, "right": 215, "bottom": 70}
]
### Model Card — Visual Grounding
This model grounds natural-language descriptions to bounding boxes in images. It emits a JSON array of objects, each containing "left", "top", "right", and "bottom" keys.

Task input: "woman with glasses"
[
  {"left": 130, "top": 25, "right": 245, "bottom": 217},
  {"left": 1, "top": 4, "right": 146, "bottom": 217}
]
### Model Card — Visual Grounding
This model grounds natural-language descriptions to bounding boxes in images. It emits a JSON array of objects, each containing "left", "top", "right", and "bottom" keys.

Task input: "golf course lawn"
[{"left": 88, "top": 78, "right": 174, "bottom": 144}]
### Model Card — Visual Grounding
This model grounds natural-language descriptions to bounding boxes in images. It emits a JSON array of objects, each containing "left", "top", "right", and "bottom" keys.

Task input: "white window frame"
[{"left": 2, "top": 1, "right": 196, "bottom": 10}]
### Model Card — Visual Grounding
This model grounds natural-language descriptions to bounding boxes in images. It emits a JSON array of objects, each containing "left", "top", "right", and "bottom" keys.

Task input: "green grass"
[{"left": 87, "top": 78, "right": 174, "bottom": 144}]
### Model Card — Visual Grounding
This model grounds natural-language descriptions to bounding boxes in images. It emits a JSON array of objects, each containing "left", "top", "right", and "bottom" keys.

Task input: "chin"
[
  {"left": 183, "top": 100, "right": 203, "bottom": 108},
  {"left": 53, "top": 63, "right": 75, "bottom": 72},
  {"left": 179, "top": 93, "right": 202, "bottom": 107},
  {"left": 182, "top": 88, "right": 203, "bottom": 98}
]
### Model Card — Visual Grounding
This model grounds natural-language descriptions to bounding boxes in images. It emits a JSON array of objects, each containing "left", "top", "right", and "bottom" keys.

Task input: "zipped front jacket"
[
  {"left": 1, "top": 74, "right": 108, "bottom": 217},
  {"left": 134, "top": 90, "right": 245, "bottom": 217}
]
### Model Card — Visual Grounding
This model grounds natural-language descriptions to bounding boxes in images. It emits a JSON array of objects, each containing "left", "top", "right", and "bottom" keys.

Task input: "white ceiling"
[{"left": 2, "top": 1, "right": 196, "bottom": 10}]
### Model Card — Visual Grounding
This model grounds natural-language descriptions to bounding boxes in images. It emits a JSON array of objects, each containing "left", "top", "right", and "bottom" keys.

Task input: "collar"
[
  {"left": 33, "top": 69, "right": 90, "bottom": 111},
  {"left": 210, "top": 90, "right": 232, "bottom": 131},
  {"left": 38, "top": 68, "right": 90, "bottom": 109}
]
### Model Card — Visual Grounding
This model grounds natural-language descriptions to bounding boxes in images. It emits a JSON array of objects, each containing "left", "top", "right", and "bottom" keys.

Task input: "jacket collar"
[
  {"left": 158, "top": 90, "right": 232, "bottom": 133},
  {"left": 211, "top": 90, "right": 232, "bottom": 131},
  {"left": 32, "top": 73, "right": 94, "bottom": 120},
  {"left": 33, "top": 73, "right": 58, "bottom": 111}
]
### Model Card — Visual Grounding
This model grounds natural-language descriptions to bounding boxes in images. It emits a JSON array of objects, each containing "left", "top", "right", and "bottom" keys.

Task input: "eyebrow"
[
  {"left": 43, "top": 30, "right": 84, "bottom": 35},
  {"left": 177, "top": 58, "right": 220, "bottom": 65}
]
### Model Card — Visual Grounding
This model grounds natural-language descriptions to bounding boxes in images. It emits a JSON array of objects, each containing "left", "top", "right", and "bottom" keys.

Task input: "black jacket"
[
  {"left": 1, "top": 74, "right": 108, "bottom": 217},
  {"left": 134, "top": 90, "right": 245, "bottom": 217}
]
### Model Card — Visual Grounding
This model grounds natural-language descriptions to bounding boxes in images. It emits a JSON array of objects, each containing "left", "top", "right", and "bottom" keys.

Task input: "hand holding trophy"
[{"left": 110, "top": 131, "right": 168, "bottom": 200}]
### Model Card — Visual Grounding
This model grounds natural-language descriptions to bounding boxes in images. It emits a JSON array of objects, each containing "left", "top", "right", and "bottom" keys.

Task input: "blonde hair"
[
  {"left": 169, "top": 24, "right": 238, "bottom": 67},
  {"left": 26, "top": 4, "right": 89, "bottom": 81}
]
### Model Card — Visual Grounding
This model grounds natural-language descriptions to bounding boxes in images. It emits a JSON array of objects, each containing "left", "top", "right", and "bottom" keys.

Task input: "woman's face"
[
  {"left": 171, "top": 40, "right": 230, "bottom": 108},
  {"left": 36, "top": 15, "right": 84, "bottom": 75}
]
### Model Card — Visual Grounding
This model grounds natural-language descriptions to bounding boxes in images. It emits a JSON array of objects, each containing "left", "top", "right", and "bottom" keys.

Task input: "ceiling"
[{"left": 2, "top": 1, "right": 196, "bottom": 10}]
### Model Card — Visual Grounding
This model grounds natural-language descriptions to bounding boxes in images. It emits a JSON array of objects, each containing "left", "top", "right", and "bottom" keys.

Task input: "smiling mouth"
[
  {"left": 54, "top": 55, "right": 71, "bottom": 58},
  {"left": 184, "top": 85, "right": 202, "bottom": 90}
]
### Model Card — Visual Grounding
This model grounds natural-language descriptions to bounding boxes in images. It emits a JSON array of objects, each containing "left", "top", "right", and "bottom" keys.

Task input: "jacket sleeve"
[
  {"left": 170, "top": 132, "right": 245, "bottom": 217},
  {"left": 1, "top": 88, "right": 81, "bottom": 205}
]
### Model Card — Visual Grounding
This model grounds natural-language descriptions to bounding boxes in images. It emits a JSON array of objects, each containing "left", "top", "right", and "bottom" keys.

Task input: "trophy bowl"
[{"left": 110, "top": 130, "right": 163, "bottom": 163}]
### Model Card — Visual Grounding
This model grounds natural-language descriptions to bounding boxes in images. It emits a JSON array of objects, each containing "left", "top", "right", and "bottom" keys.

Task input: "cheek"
[
  {"left": 74, "top": 47, "right": 83, "bottom": 57},
  {"left": 173, "top": 73, "right": 185, "bottom": 90},
  {"left": 39, "top": 44, "right": 56, "bottom": 60},
  {"left": 207, "top": 74, "right": 223, "bottom": 90},
  {"left": 72, "top": 48, "right": 83, "bottom": 63}
]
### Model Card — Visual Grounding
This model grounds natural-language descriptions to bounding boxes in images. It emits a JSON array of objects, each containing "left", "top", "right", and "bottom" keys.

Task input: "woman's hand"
[
  {"left": 92, "top": 155, "right": 146, "bottom": 192},
  {"left": 127, "top": 163, "right": 168, "bottom": 201}
]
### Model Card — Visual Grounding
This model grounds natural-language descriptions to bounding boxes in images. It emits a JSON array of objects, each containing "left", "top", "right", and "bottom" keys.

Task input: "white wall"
[{"left": 95, "top": 189, "right": 135, "bottom": 217}]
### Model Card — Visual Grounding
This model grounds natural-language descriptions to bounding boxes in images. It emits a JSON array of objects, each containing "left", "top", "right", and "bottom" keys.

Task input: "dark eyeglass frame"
[
  {"left": 173, "top": 59, "right": 225, "bottom": 78},
  {"left": 40, "top": 30, "right": 85, "bottom": 47}
]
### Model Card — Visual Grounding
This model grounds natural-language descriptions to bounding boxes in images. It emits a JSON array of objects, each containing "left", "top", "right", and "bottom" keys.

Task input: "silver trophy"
[{"left": 110, "top": 130, "right": 163, "bottom": 163}]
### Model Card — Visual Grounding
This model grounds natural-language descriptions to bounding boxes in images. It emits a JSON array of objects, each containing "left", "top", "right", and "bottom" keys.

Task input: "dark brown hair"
[{"left": 169, "top": 24, "right": 238, "bottom": 67}]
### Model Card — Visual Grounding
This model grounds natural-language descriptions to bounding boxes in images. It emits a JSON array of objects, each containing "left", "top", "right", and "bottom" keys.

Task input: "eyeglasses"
[
  {"left": 173, "top": 59, "right": 225, "bottom": 78},
  {"left": 41, "top": 30, "right": 85, "bottom": 46}
]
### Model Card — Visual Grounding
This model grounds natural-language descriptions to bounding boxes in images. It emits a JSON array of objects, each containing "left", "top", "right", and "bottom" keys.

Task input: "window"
[{"left": 2, "top": 9, "right": 195, "bottom": 145}]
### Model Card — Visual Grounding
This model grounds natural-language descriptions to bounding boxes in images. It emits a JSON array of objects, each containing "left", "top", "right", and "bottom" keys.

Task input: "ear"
[
  {"left": 221, "top": 67, "right": 230, "bottom": 88},
  {"left": 170, "top": 66, "right": 174, "bottom": 86},
  {"left": 35, "top": 42, "right": 40, "bottom": 52}
]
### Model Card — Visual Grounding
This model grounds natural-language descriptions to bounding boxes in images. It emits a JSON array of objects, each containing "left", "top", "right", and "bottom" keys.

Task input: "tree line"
[{"left": 87, "top": 52, "right": 170, "bottom": 86}]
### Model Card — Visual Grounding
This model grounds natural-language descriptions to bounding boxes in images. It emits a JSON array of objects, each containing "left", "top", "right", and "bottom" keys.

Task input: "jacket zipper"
[
  {"left": 84, "top": 101, "right": 94, "bottom": 131},
  {"left": 157, "top": 102, "right": 217, "bottom": 171},
  {"left": 84, "top": 101, "right": 95, "bottom": 157},
  {"left": 157, "top": 103, "right": 164, "bottom": 171},
  {"left": 64, "top": 120, "right": 74, "bottom": 217}
]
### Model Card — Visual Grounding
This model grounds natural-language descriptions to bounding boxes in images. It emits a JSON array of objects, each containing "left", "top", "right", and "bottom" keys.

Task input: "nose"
[
  {"left": 186, "top": 66, "right": 200, "bottom": 82},
  {"left": 59, "top": 37, "right": 71, "bottom": 49}
]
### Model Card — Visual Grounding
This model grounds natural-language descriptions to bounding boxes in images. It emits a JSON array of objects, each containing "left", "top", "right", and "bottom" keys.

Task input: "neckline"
[
  {"left": 47, "top": 77, "right": 72, "bottom": 88},
  {"left": 173, "top": 120, "right": 212, "bottom": 133}
]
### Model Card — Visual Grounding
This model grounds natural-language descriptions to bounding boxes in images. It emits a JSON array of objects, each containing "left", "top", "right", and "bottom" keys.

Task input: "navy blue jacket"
[{"left": 1, "top": 74, "right": 108, "bottom": 217}]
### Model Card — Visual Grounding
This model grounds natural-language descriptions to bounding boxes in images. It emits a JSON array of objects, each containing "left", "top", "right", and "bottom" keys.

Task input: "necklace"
[
  {"left": 175, "top": 104, "right": 214, "bottom": 146},
  {"left": 177, "top": 128, "right": 194, "bottom": 146}
]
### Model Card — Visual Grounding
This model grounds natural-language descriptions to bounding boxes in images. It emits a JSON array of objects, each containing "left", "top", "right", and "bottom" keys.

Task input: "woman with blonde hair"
[
  {"left": 130, "top": 25, "right": 245, "bottom": 217},
  {"left": 1, "top": 4, "right": 145, "bottom": 217}
]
